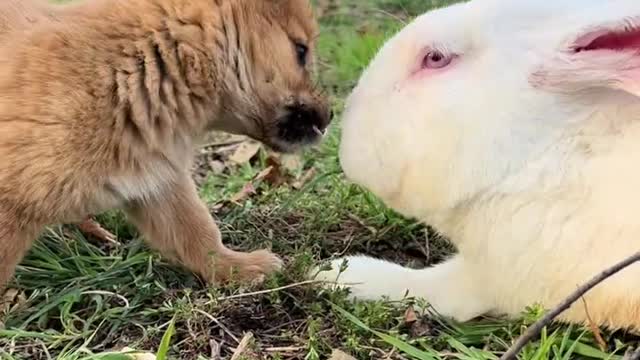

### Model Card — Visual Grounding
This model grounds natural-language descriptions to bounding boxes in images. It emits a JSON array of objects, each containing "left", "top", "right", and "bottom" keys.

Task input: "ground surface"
[{"left": 1, "top": 0, "right": 639, "bottom": 359}]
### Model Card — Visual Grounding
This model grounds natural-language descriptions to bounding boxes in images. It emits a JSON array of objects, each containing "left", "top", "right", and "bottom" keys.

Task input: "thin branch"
[
  {"left": 579, "top": 296, "right": 606, "bottom": 350},
  {"left": 372, "top": 8, "right": 408, "bottom": 25},
  {"left": 203, "top": 279, "right": 358, "bottom": 307},
  {"left": 500, "top": 251, "right": 640, "bottom": 360},
  {"left": 264, "top": 346, "right": 303, "bottom": 353},
  {"left": 213, "top": 280, "right": 322, "bottom": 302},
  {"left": 193, "top": 309, "right": 240, "bottom": 344}
]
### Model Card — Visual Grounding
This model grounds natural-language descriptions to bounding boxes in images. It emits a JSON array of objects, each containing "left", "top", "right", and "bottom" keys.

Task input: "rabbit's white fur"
[{"left": 314, "top": 0, "right": 640, "bottom": 330}]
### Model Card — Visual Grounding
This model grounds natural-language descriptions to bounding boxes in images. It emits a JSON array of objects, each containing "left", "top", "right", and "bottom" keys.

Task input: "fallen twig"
[
  {"left": 500, "top": 251, "right": 640, "bottom": 360},
  {"left": 580, "top": 296, "right": 606, "bottom": 351},
  {"left": 372, "top": 8, "right": 408, "bottom": 25},
  {"left": 347, "top": 213, "right": 377, "bottom": 235},
  {"left": 214, "top": 280, "right": 322, "bottom": 302},
  {"left": 264, "top": 346, "right": 303, "bottom": 353},
  {"left": 206, "top": 279, "right": 361, "bottom": 307},
  {"left": 193, "top": 309, "right": 240, "bottom": 344},
  {"left": 199, "top": 138, "right": 246, "bottom": 149}
]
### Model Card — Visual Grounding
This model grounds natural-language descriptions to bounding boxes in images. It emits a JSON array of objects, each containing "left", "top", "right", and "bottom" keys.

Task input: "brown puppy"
[
  {"left": 0, "top": 1, "right": 119, "bottom": 244},
  {"left": 0, "top": 0, "right": 331, "bottom": 288},
  {"left": 0, "top": 1, "right": 49, "bottom": 36}
]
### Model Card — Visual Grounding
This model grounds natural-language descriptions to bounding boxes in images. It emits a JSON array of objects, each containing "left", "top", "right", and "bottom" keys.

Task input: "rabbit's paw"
[{"left": 309, "top": 255, "right": 416, "bottom": 301}]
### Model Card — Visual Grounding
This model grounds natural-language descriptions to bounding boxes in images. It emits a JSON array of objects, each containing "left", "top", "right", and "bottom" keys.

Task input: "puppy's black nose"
[
  {"left": 292, "top": 103, "right": 331, "bottom": 129},
  {"left": 277, "top": 103, "right": 329, "bottom": 144}
]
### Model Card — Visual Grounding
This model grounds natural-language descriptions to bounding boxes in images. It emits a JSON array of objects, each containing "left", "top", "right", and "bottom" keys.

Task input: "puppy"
[
  {"left": 0, "top": 0, "right": 331, "bottom": 288},
  {"left": 0, "top": 1, "right": 51, "bottom": 35},
  {"left": 0, "top": 1, "right": 118, "bottom": 244}
]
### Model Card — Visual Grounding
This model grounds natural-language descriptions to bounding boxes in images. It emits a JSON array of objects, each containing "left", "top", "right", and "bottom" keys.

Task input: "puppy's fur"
[
  {"left": 0, "top": 0, "right": 331, "bottom": 288},
  {"left": 0, "top": 1, "right": 52, "bottom": 37}
]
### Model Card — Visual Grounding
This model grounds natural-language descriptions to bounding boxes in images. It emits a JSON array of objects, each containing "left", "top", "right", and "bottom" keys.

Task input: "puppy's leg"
[
  {"left": 312, "top": 255, "right": 491, "bottom": 322},
  {"left": 0, "top": 212, "right": 38, "bottom": 290},
  {"left": 125, "top": 176, "right": 282, "bottom": 284}
]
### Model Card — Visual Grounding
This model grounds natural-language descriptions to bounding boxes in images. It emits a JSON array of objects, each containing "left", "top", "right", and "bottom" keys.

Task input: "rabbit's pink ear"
[{"left": 531, "top": 19, "right": 640, "bottom": 98}]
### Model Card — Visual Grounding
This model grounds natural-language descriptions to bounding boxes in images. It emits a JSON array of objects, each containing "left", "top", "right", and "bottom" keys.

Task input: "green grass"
[{"left": 1, "top": 0, "right": 639, "bottom": 359}]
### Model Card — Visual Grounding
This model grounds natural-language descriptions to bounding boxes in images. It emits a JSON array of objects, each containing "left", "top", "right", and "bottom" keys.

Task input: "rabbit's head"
[{"left": 340, "top": 0, "right": 640, "bottom": 220}]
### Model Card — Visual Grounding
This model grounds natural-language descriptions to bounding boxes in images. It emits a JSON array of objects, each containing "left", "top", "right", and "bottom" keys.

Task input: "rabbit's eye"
[{"left": 422, "top": 50, "right": 451, "bottom": 69}]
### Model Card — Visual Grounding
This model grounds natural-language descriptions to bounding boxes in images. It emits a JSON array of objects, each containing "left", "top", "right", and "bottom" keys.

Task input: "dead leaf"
[
  {"left": 228, "top": 141, "right": 261, "bottom": 164},
  {"left": 2, "top": 288, "right": 26, "bottom": 315},
  {"left": 230, "top": 166, "right": 275, "bottom": 203},
  {"left": 402, "top": 305, "right": 432, "bottom": 338},
  {"left": 280, "top": 154, "right": 304, "bottom": 171},
  {"left": 293, "top": 168, "right": 317, "bottom": 190},
  {"left": 1, "top": 289, "right": 17, "bottom": 314},
  {"left": 211, "top": 166, "right": 275, "bottom": 211},
  {"left": 210, "top": 339, "right": 222, "bottom": 359},
  {"left": 404, "top": 305, "right": 418, "bottom": 324},
  {"left": 329, "top": 349, "right": 357, "bottom": 360},
  {"left": 230, "top": 183, "right": 257, "bottom": 204},
  {"left": 2, "top": 289, "right": 18, "bottom": 303},
  {"left": 263, "top": 156, "right": 289, "bottom": 188},
  {"left": 253, "top": 165, "right": 275, "bottom": 183},
  {"left": 409, "top": 318, "right": 432, "bottom": 338}
]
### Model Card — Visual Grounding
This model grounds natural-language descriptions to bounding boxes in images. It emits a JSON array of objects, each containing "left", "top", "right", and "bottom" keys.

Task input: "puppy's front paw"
[
  {"left": 77, "top": 217, "right": 118, "bottom": 245},
  {"left": 214, "top": 249, "right": 283, "bottom": 284}
]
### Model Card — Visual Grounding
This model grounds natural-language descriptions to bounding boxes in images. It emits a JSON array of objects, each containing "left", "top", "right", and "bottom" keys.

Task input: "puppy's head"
[{"left": 216, "top": 0, "right": 332, "bottom": 153}]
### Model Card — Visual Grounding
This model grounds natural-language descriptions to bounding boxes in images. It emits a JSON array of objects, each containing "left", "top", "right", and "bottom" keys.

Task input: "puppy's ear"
[
  {"left": 265, "top": 0, "right": 317, "bottom": 42},
  {"left": 531, "top": 16, "right": 640, "bottom": 98}
]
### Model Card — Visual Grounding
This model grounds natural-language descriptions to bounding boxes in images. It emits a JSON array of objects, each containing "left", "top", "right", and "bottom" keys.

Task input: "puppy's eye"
[
  {"left": 294, "top": 43, "right": 308, "bottom": 66},
  {"left": 422, "top": 50, "right": 452, "bottom": 69}
]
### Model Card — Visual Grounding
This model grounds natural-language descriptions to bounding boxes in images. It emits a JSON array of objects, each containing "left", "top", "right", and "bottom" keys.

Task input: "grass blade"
[
  {"left": 331, "top": 303, "right": 440, "bottom": 360},
  {"left": 155, "top": 316, "right": 177, "bottom": 360}
]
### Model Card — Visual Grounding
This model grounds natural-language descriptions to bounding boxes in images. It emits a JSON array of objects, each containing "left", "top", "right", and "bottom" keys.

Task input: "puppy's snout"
[
  {"left": 276, "top": 102, "right": 331, "bottom": 142},
  {"left": 289, "top": 103, "right": 331, "bottom": 131}
]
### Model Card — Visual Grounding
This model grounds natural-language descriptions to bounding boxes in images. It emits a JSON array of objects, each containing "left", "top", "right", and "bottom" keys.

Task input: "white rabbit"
[{"left": 313, "top": 0, "right": 640, "bottom": 331}]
